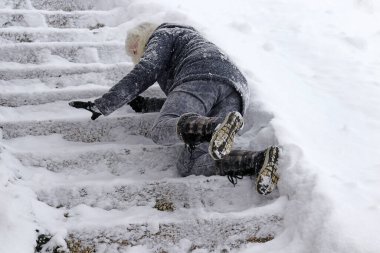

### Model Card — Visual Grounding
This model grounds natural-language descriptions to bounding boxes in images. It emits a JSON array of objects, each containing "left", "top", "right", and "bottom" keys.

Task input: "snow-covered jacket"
[{"left": 95, "top": 23, "right": 249, "bottom": 116}]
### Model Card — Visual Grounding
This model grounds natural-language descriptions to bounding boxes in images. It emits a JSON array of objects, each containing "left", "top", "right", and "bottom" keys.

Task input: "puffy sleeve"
[{"left": 94, "top": 30, "right": 172, "bottom": 116}]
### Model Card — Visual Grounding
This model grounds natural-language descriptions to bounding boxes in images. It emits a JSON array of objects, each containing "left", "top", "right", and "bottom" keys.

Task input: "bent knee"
[
  {"left": 150, "top": 125, "right": 161, "bottom": 144},
  {"left": 150, "top": 122, "right": 179, "bottom": 146}
]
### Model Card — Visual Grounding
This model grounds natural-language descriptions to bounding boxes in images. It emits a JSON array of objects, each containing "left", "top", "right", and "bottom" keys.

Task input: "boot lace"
[
  {"left": 226, "top": 171, "right": 244, "bottom": 187},
  {"left": 186, "top": 144, "right": 196, "bottom": 160}
]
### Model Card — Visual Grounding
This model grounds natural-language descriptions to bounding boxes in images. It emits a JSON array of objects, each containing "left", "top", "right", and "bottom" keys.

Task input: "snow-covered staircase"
[{"left": 0, "top": 1, "right": 283, "bottom": 252}]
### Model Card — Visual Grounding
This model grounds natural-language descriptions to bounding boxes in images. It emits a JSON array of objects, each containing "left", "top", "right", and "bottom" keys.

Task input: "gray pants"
[{"left": 151, "top": 81, "right": 242, "bottom": 177}]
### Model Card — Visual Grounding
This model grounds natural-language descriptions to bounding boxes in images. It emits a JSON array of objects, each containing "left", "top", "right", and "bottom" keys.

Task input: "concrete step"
[
  {"left": 0, "top": 68, "right": 128, "bottom": 90},
  {"left": 0, "top": 62, "right": 131, "bottom": 82},
  {"left": 0, "top": 41, "right": 128, "bottom": 64},
  {"left": 0, "top": 27, "right": 121, "bottom": 44},
  {"left": 0, "top": 0, "right": 31, "bottom": 10},
  {"left": 6, "top": 135, "right": 265, "bottom": 213},
  {"left": 0, "top": 9, "right": 125, "bottom": 29},
  {"left": 64, "top": 206, "right": 282, "bottom": 252},
  {"left": 0, "top": 99, "right": 99, "bottom": 122},
  {"left": 0, "top": 84, "right": 108, "bottom": 107},
  {"left": 34, "top": 176, "right": 258, "bottom": 212},
  {"left": 6, "top": 134, "right": 178, "bottom": 178},
  {"left": 30, "top": 0, "right": 114, "bottom": 11},
  {"left": 0, "top": 113, "right": 157, "bottom": 141},
  {"left": 0, "top": 86, "right": 163, "bottom": 124},
  {"left": 0, "top": 84, "right": 164, "bottom": 106}
]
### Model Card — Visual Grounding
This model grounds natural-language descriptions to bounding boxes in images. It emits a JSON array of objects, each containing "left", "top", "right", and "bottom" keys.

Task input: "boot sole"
[
  {"left": 256, "top": 146, "right": 280, "bottom": 195},
  {"left": 208, "top": 111, "right": 244, "bottom": 160}
]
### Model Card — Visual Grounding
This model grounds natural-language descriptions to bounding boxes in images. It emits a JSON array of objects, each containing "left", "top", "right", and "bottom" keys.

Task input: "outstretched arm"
[{"left": 94, "top": 30, "right": 172, "bottom": 116}]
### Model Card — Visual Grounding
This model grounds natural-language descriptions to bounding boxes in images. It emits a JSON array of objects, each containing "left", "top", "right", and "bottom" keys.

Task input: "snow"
[
  {"left": 165, "top": 0, "right": 380, "bottom": 252},
  {"left": 1, "top": 0, "right": 380, "bottom": 252}
]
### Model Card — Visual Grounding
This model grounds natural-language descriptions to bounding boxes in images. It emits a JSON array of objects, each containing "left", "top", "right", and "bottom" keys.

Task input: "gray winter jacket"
[{"left": 95, "top": 23, "right": 249, "bottom": 116}]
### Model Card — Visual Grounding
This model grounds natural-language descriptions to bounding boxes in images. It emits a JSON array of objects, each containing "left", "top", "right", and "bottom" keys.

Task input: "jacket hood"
[{"left": 156, "top": 23, "right": 197, "bottom": 32}]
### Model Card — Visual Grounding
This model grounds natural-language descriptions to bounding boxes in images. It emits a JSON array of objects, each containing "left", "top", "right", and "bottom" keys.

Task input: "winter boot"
[
  {"left": 176, "top": 111, "right": 244, "bottom": 160},
  {"left": 216, "top": 146, "right": 280, "bottom": 195},
  {"left": 128, "top": 96, "right": 166, "bottom": 113},
  {"left": 176, "top": 113, "right": 221, "bottom": 148},
  {"left": 209, "top": 111, "right": 244, "bottom": 160}
]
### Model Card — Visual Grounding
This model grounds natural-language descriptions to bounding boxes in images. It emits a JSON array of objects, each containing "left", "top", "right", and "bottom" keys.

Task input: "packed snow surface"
[{"left": 1, "top": 0, "right": 380, "bottom": 252}]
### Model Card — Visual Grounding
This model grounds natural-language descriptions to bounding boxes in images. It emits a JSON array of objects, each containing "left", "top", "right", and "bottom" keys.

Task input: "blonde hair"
[{"left": 125, "top": 22, "right": 158, "bottom": 64}]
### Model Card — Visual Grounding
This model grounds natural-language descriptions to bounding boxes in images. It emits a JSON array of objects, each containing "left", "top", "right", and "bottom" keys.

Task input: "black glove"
[
  {"left": 128, "top": 96, "right": 146, "bottom": 113},
  {"left": 69, "top": 101, "right": 102, "bottom": 120},
  {"left": 128, "top": 96, "right": 166, "bottom": 113}
]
